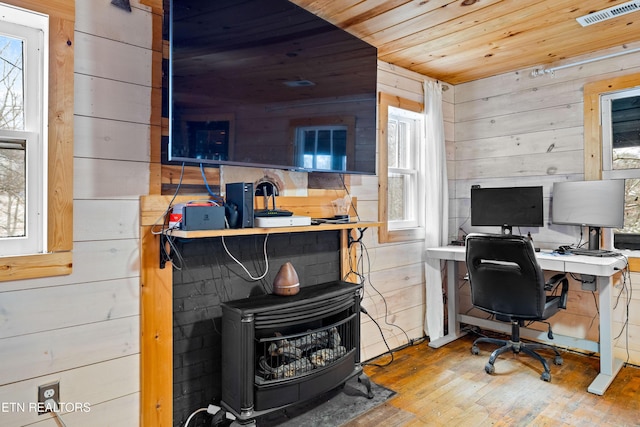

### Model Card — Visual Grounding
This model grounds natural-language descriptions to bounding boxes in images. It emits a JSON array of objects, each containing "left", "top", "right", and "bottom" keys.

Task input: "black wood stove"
[{"left": 220, "top": 281, "right": 372, "bottom": 424}]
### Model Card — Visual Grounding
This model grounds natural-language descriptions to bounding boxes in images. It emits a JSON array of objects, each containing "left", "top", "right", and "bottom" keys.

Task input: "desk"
[{"left": 425, "top": 246, "right": 627, "bottom": 395}]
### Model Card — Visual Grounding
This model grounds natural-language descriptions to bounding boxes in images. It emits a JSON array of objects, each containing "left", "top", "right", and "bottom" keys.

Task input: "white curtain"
[{"left": 423, "top": 80, "right": 449, "bottom": 340}]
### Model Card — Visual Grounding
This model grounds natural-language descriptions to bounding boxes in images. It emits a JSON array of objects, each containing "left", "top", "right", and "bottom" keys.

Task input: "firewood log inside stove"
[
  {"left": 267, "top": 342, "right": 303, "bottom": 361},
  {"left": 258, "top": 356, "right": 313, "bottom": 379},
  {"left": 281, "top": 330, "right": 330, "bottom": 352},
  {"left": 272, "top": 327, "right": 341, "bottom": 353},
  {"left": 258, "top": 327, "right": 347, "bottom": 380},
  {"left": 309, "top": 346, "right": 347, "bottom": 367},
  {"left": 328, "top": 327, "right": 341, "bottom": 348}
]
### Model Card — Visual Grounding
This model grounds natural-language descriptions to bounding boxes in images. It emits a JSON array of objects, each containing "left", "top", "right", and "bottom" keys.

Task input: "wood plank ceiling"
[{"left": 289, "top": 0, "right": 640, "bottom": 84}]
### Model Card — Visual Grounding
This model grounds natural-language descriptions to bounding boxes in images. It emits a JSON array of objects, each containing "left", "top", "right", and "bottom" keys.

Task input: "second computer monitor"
[{"left": 551, "top": 179, "right": 625, "bottom": 250}]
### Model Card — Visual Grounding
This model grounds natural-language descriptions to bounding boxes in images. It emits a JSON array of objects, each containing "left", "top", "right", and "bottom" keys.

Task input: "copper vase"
[{"left": 273, "top": 262, "right": 300, "bottom": 296}]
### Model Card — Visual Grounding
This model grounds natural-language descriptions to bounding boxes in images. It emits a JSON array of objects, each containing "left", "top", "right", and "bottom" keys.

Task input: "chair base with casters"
[{"left": 471, "top": 320, "right": 563, "bottom": 382}]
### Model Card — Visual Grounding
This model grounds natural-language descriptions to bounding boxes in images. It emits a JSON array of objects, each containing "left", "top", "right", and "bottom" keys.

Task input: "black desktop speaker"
[{"left": 225, "top": 182, "right": 254, "bottom": 228}]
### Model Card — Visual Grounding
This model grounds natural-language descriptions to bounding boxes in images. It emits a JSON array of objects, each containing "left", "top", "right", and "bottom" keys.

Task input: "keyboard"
[{"left": 567, "top": 248, "right": 619, "bottom": 257}]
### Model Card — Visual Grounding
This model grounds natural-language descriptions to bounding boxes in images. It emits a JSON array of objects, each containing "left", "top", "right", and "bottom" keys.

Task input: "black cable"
[
  {"left": 361, "top": 309, "right": 395, "bottom": 367},
  {"left": 338, "top": 174, "right": 361, "bottom": 221},
  {"left": 457, "top": 213, "right": 470, "bottom": 237},
  {"left": 611, "top": 256, "right": 631, "bottom": 364},
  {"left": 341, "top": 228, "right": 415, "bottom": 368},
  {"left": 344, "top": 235, "right": 366, "bottom": 284},
  {"left": 575, "top": 253, "right": 631, "bottom": 365},
  {"left": 624, "top": 266, "right": 632, "bottom": 364},
  {"left": 578, "top": 228, "right": 586, "bottom": 249},
  {"left": 159, "top": 162, "right": 186, "bottom": 268},
  {"left": 351, "top": 237, "right": 411, "bottom": 344},
  {"left": 360, "top": 241, "right": 404, "bottom": 342}
]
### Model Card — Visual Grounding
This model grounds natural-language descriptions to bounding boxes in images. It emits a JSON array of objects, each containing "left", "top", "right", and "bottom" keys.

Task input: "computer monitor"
[
  {"left": 470, "top": 186, "right": 544, "bottom": 235},
  {"left": 552, "top": 179, "right": 625, "bottom": 250}
]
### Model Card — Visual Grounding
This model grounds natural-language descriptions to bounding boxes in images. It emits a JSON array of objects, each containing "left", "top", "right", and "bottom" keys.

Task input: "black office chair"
[{"left": 465, "top": 233, "right": 569, "bottom": 381}]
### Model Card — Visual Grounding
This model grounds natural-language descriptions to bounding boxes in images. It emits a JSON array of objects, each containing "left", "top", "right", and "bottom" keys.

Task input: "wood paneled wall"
[
  {"left": 0, "top": 1, "right": 159, "bottom": 426},
  {"left": 350, "top": 62, "right": 456, "bottom": 361},
  {"left": 453, "top": 48, "right": 640, "bottom": 365},
  {"left": 3, "top": 1, "right": 637, "bottom": 425}
]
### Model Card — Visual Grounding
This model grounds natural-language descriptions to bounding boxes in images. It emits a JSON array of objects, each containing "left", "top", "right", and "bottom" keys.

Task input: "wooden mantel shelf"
[{"left": 165, "top": 221, "right": 381, "bottom": 238}]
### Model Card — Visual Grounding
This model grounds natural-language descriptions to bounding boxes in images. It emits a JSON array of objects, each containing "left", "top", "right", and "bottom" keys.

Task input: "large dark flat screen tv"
[{"left": 168, "top": 0, "right": 378, "bottom": 174}]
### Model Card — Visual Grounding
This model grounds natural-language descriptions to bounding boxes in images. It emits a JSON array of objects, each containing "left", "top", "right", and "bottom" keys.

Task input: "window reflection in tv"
[{"left": 168, "top": 0, "right": 378, "bottom": 174}]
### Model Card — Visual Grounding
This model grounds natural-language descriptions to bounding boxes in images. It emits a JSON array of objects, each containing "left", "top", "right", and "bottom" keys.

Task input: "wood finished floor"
[{"left": 344, "top": 334, "right": 640, "bottom": 427}]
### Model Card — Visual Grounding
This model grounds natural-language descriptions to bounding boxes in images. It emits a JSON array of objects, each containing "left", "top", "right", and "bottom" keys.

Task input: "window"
[
  {"left": 290, "top": 116, "right": 355, "bottom": 172},
  {"left": 378, "top": 93, "right": 425, "bottom": 243},
  {"left": 0, "top": 4, "right": 47, "bottom": 257},
  {"left": 0, "top": 1, "right": 72, "bottom": 282},
  {"left": 601, "top": 87, "right": 640, "bottom": 241},
  {"left": 387, "top": 106, "right": 423, "bottom": 229}
]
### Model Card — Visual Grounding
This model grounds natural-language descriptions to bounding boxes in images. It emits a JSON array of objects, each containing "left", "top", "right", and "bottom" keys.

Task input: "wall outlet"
[{"left": 37, "top": 381, "right": 60, "bottom": 415}]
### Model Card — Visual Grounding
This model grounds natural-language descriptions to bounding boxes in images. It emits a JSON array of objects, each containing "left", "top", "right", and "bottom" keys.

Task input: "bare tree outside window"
[
  {"left": 0, "top": 35, "right": 26, "bottom": 238},
  {"left": 387, "top": 106, "right": 422, "bottom": 229},
  {"left": 387, "top": 118, "right": 406, "bottom": 221},
  {"left": 610, "top": 95, "right": 640, "bottom": 234},
  {"left": 0, "top": 142, "right": 25, "bottom": 237}
]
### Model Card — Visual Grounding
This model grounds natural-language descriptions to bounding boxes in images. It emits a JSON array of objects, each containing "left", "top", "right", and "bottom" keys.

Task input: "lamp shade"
[{"left": 273, "top": 262, "right": 300, "bottom": 296}]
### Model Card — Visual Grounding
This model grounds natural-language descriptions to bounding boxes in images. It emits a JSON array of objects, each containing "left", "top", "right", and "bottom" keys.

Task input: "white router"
[{"left": 254, "top": 215, "right": 311, "bottom": 228}]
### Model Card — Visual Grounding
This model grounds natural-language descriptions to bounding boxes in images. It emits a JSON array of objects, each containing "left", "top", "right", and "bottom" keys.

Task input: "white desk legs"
[
  {"left": 588, "top": 275, "right": 625, "bottom": 395},
  {"left": 428, "top": 260, "right": 467, "bottom": 348},
  {"left": 424, "top": 247, "right": 626, "bottom": 395}
]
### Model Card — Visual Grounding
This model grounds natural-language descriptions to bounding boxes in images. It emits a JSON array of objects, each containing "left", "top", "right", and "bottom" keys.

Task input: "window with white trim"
[
  {"left": 601, "top": 87, "right": 640, "bottom": 251},
  {"left": 0, "top": 4, "right": 48, "bottom": 257},
  {"left": 387, "top": 106, "right": 424, "bottom": 230},
  {"left": 378, "top": 93, "right": 425, "bottom": 243}
]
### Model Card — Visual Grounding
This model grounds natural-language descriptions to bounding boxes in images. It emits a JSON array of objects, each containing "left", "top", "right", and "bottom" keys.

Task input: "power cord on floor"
[
  {"left": 360, "top": 306, "right": 395, "bottom": 367},
  {"left": 361, "top": 306, "right": 428, "bottom": 368},
  {"left": 184, "top": 404, "right": 236, "bottom": 427}
]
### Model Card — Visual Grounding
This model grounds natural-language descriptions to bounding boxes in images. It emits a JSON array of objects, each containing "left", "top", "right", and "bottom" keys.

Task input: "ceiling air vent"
[{"left": 576, "top": 0, "right": 640, "bottom": 26}]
